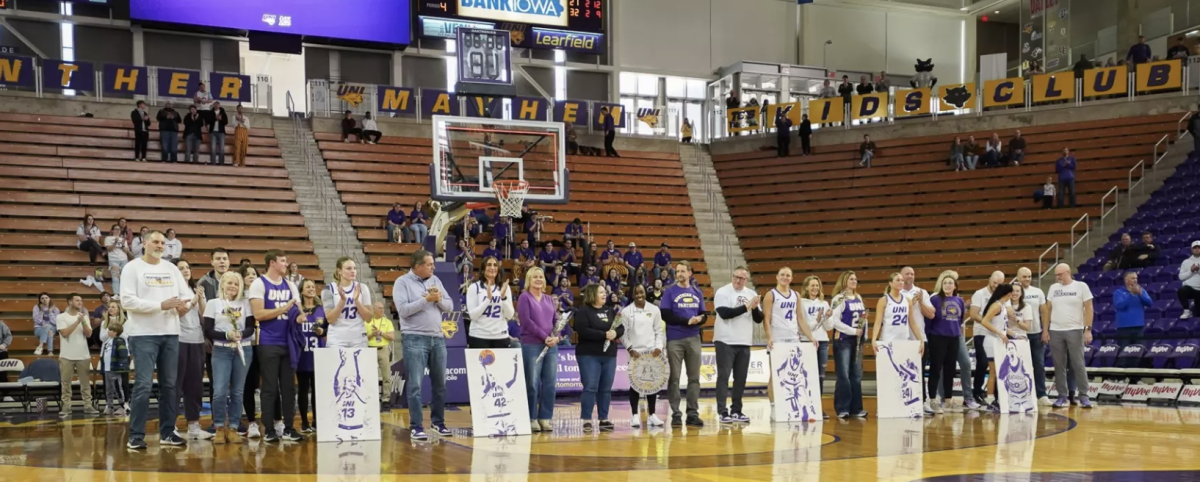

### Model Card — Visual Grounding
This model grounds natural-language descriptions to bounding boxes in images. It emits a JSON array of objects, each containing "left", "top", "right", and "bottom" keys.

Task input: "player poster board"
[
  {"left": 992, "top": 338, "right": 1036, "bottom": 414},
  {"left": 769, "top": 342, "right": 822, "bottom": 422},
  {"left": 874, "top": 341, "right": 924, "bottom": 419},
  {"left": 314, "top": 347, "right": 382, "bottom": 443},
  {"left": 465, "top": 348, "right": 532, "bottom": 437}
]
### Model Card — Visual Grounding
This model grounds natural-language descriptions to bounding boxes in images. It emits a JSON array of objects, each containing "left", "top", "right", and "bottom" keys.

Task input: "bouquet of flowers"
[
  {"left": 535, "top": 312, "right": 573, "bottom": 364},
  {"left": 603, "top": 313, "right": 625, "bottom": 352}
]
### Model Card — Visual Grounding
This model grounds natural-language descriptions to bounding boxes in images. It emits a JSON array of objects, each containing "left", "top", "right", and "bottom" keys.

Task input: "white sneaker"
[
  {"left": 34, "top": 346, "right": 43, "bottom": 356},
  {"left": 647, "top": 414, "right": 664, "bottom": 427},
  {"left": 923, "top": 400, "right": 935, "bottom": 415},
  {"left": 247, "top": 423, "right": 261, "bottom": 439},
  {"left": 1182, "top": 310, "right": 1193, "bottom": 319},
  {"left": 188, "top": 422, "right": 214, "bottom": 440},
  {"left": 1038, "top": 396, "right": 1052, "bottom": 406},
  {"left": 630, "top": 416, "right": 641, "bottom": 428},
  {"left": 933, "top": 400, "right": 945, "bottom": 414},
  {"left": 274, "top": 420, "right": 285, "bottom": 436}
]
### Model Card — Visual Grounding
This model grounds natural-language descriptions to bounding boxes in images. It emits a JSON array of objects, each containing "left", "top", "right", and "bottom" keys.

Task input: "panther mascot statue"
[{"left": 911, "top": 58, "right": 938, "bottom": 89}]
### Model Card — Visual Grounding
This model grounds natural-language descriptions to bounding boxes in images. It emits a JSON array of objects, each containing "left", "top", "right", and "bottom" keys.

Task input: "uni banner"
[
  {"left": 851, "top": 93, "right": 887, "bottom": 120},
  {"left": 155, "top": 68, "right": 201, "bottom": 99},
  {"left": 313, "top": 347, "right": 382, "bottom": 442},
  {"left": 874, "top": 341, "right": 924, "bottom": 419},
  {"left": 1083, "top": 66, "right": 1128, "bottom": 97},
  {"left": 938, "top": 83, "right": 976, "bottom": 111},
  {"left": 41, "top": 59, "right": 94, "bottom": 91},
  {"left": 894, "top": 88, "right": 931, "bottom": 117},
  {"left": 208, "top": 72, "right": 252, "bottom": 103},
  {"left": 769, "top": 342, "right": 822, "bottom": 423},
  {"left": 1136, "top": 59, "right": 1183, "bottom": 93},
  {"left": 0, "top": 54, "right": 35, "bottom": 88},
  {"left": 764, "top": 101, "right": 801, "bottom": 129},
  {"left": 726, "top": 106, "right": 760, "bottom": 133},
  {"left": 464, "top": 348, "right": 532, "bottom": 437},
  {"left": 983, "top": 78, "right": 1025, "bottom": 107},
  {"left": 102, "top": 64, "right": 148, "bottom": 96},
  {"left": 465, "top": 95, "right": 504, "bottom": 118},
  {"left": 421, "top": 89, "right": 460, "bottom": 116},
  {"left": 1032, "top": 72, "right": 1075, "bottom": 103},
  {"left": 991, "top": 338, "right": 1036, "bottom": 414},
  {"left": 511, "top": 96, "right": 548, "bottom": 121},
  {"left": 807, "top": 98, "right": 844, "bottom": 124},
  {"left": 592, "top": 102, "right": 626, "bottom": 130},
  {"left": 636, "top": 107, "right": 661, "bottom": 128},
  {"left": 553, "top": 100, "right": 588, "bottom": 126},
  {"left": 375, "top": 85, "right": 416, "bottom": 114}
]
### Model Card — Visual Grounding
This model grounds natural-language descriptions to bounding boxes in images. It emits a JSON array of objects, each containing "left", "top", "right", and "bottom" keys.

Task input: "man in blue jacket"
[{"left": 1113, "top": 271, "right": 1153, "bottom": 350}]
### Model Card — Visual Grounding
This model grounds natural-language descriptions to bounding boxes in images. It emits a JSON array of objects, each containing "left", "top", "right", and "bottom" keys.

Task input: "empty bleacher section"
[{"left": 0, "top": 111, "right": 323, "bottom": 367}]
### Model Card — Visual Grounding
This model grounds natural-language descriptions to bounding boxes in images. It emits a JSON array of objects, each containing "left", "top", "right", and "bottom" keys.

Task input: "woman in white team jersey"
[
  {"left": 872, "top": 273, "right": 924, "bottom": 347},
  {"left": 466, "top": 256, "right": 516, "bottom": 349},
  {"left": 1008, "top": 282, "right": 1033, "bottom": 339},
  {"left": 322, "top": 257, "right": 376, "bottom": 349},
  {"left": 974, "top": 283, "right": 1019, "bottom": 411},
  {"left": 799, "top": 275, "right": 832, "bottom": 412},
  {"left": 762, "top": 268, "right": 819, "bottom": 408}
]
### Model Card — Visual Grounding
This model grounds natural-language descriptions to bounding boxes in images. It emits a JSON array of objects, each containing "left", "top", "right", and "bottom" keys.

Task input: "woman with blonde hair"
[
  {"left": 518, "top": 266, "right": 559, "bottom": 432},
  {"left": 762, "top": 268, "right": 823, "bottom": 415},
  {"left": 799, "top": 275, "right": 832, "bottom": 411},
  {"left": 322, "top": 257, "right": 375, "bottom": 349},
  {"left": 203, "top": 271, "right": 255, "bottom": 443},
  {"left": 871, "top": 272, "right": 924, "bottom": 349},
  {"left": 829, "top": 271, "right": 868, "bottom": 418}
]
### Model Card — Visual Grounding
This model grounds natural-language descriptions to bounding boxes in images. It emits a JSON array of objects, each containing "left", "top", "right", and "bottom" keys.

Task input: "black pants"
[
  {"left": 297, "top": 370, "right": 316, "bottom": 427},
  {"left": 800, "top": 135, "right": 811, "bottom": 154},
  {"left": 0, "top": 351, "right": 7, "bottom": 383},
  {"left": 467, "top": 336, "right": 513, "bottom": 349},
  {"left": 177, "top": 342, "right": 206, "bottom": 422},
  {"left": 972, "top": 335, "right": 992, "bottom": 400},
  {"left": 1180, "top": 286, "right": 1200, "bottom": 312},
  {"left": 604, "top": 131, "right": 619, "bottom": 157},
  {"left": 926, "top": 335, "right": 959, "bottom": 401},
  {"left": 777, "top": 136, "right": 790, "bottom": 157},
  {"left": 342, "top": 128, "right": 362, "bottom": 141},
  {"left": 363, "top": 130, "right": 382, "bottom": 143},
  {"left": 78, "top": 239, "right": 105, "bottom": 264},
  {"left": 629, "top": 391, "right": 657, "bottom": 415},
  {"left": 242, "top": 350, "right": 282, "bottom": 425},
  {"left": 567, "top": 140, "right": 579, "bottom": 155},
  {"left": 134, "top": 130, "right": 149, "bottom": 159},
  {"left": 715, "top": 341, "right": 750, "bottom": 416},
  {"left": 258, "top": 345, "right": 296, "bottom": 433}
]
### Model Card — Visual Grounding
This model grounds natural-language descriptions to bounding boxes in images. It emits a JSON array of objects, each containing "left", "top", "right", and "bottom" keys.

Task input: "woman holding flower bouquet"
[
  {"left": 575, "top": 283, "right": 625, "bottom": 433},
  {"left": 202, "top": 271, "right": 255, "bottom": 444},
  {"left": 518, "top": 267, "right": 559, "bottom": 433}
]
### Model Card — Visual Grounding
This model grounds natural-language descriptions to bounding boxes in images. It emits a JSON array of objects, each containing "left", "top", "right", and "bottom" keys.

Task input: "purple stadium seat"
[
  {"left": 1148, "top": 340, "right": 1177, "bottom": 369},
  {"left": 1117, "top": 343, "right": 1147, "bottom": 368},
  {"left": 1171, "top": 340, "right": 1200, "bottom": 369},
  {"left": 1091, "top": 342, "right": 1122, "bottom": 367}
]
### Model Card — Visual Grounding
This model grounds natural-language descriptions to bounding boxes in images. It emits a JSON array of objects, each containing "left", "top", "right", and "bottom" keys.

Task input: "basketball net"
[{"left": 493, "top": 180, "right": 529, "bottom": 218}]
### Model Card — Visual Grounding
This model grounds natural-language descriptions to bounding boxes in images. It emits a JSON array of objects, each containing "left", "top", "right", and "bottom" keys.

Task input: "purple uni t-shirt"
[
  {"left": 928, "top": 294, "right": 965, "bottom": 338},
  {"left": 251, "top": 276, "right": 300, "bottom": 346},
  {"left": 660, "top": 284, "right": 705, "bottom": 341}
]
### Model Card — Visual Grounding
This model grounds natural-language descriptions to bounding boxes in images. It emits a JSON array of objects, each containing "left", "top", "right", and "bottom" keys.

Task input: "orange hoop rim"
[{"left": 493, "top": 180, "right": 530, "bottom": 197}]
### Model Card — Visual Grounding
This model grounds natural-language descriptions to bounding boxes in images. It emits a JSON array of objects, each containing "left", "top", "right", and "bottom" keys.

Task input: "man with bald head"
[
  {"left": 1045, "top": 263, "right": 1094, "bottom": 409},
  {"left": 899, "top": 267, "right": 936, "bottom": 413},
  {"left": 967, "top": 270, "right": 1005, "bottom": 406},
  {"left": 1017, "top": 267, "right": 1051, "bottom": 405}
]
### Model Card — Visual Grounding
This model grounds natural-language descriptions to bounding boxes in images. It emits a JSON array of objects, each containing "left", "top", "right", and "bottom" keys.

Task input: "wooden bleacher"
[{"left": 0, "top": 111, "right": 323, "bottom": 369}]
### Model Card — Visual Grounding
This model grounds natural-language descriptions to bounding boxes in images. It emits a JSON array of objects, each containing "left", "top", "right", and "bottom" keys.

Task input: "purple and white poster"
[
  {"left": 314, "top": 347, "right": 382, "bottom": 442},
  {"left": 465, "top": 348, "right": 531, "bottom": 437},
  {"left": 993, "top": 338, "right": 1036, "bottom": 414},
  {"left": 874, "top": 341, "right": 924, "bottom": 419},
  {"left": 130, "top": 0, "right": 411, "bottom": 45},
  {"left": 770, "top": 343, "right": 821, "bottom": 423}
]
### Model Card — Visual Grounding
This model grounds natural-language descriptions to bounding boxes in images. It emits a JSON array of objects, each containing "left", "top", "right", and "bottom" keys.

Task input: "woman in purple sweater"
[
  {"left": 927, "top": 271, "right": 965, "bottom": 414},
  {"left": 518, "top": 267, "right": 559, "bottom": 433}
]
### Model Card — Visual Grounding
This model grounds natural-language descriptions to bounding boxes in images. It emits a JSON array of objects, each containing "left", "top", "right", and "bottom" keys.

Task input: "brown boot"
[
  {"left": 213, "top": 427, "right": 226, "bottom": 444},
  {"left": 225, "top": 427, "right": 243, "bottom": 444}
]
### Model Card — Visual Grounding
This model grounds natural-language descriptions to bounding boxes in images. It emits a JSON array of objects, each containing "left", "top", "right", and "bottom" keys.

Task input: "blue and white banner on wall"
[
  {"left": 769, "top": 343, "right": 822, "bottom": 422},
  {"left": 315, "top": 347, "right": 382, "bottom": 443},
  {"left": 874, "top": 341, "right": 924, "bottom": 419},
  {"left": 465, "top": 348, "right": 532, "bottom": 437},
  {"left": 992, "top": 338, "right": 1036, "bottom": 414}
]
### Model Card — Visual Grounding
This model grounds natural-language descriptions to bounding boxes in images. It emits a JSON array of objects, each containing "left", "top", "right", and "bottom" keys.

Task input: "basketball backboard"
[{"left": 429, "top": 115, "right": 569, "bottom": 205}]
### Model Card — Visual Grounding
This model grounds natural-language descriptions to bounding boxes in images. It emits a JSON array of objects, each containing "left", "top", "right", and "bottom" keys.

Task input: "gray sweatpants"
[
  {"left": 1049, "top": 329, "right": 1089, "bottom": 398},
  {"left": 667, "top": 335, "right": 701, "bottom": 418}
]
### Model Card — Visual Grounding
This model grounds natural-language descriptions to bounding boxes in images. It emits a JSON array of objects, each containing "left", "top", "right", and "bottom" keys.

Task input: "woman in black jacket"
[
  {"left": 182, "top": 105, "right": 205, "bottom": 164},
  {"left": 574, "top": 283, "right": 625, "bottom": 433}
]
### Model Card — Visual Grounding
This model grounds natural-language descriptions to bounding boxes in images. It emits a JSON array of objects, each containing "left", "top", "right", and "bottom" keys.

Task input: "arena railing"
[
  {"left": 1128, "top": 160, "right": 1146, "bottom": 205},
  {"left": 1071, "top": 213, "right": 1090, "bottom": 254},
  {"left": 1037, "top": 242, "right": 1060, "bottom": 291},
  {"left": 1177, "top": 111, "right": 1193, "bottom": 140},
  {"left": 1100, "top": 186, "right": 1120, "bottom": 237},
  {"left": 1153, "top": 134, "right": 1172, "bottom": 169}
]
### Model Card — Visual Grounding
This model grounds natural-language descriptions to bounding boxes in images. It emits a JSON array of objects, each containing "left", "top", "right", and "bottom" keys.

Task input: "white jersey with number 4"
[
  {"left": 770, "top": 288, "right": 800, "bottom": 342},
  {"left": 880, "top": 293, "right": 913, "bottom": 342}
]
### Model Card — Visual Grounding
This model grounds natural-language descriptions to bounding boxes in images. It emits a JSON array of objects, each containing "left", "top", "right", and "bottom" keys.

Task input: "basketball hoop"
[{"left": 493, "top": 180, "right": 529, "bottom": 218}]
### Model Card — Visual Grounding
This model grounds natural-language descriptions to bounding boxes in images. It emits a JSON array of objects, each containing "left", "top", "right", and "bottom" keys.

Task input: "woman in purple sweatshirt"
[
  {"left": 518, "top": 267, "right": 559, "bottom": 433},
  {"left": 926, "top": 272, "right": 966, "bottom": 414}
]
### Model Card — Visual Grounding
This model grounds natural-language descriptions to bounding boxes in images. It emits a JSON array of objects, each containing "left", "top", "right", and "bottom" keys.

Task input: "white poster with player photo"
[
  {"left": 874, "top": 341, "right": 924, "bottom": 419},
  {"left": 314, "top": 347, "right": 382, "bottom": 443},
  {"left": 990, "top": 338, "right": 1036, "bottom": 414},
  {"left": 769, "top": 342, "right": 822, "bottom": 423},
  {"left": 465, "top": 348, "right": 532, "bottom": 437}
]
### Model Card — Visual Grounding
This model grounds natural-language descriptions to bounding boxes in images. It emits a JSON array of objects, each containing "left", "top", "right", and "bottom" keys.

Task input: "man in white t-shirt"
[
  {"left": 713, "top": 267, "right": 763, "bottom": 424},
  {"left": 1044, "top": 263, "right": 1094, "bottom": 409},
  {"left": 900, "top": 267, "right": 936, "bottom": 412},
  {"left": 1017, "top": 267, "right": 1051, "bottom": 406},
  {"left": 57, "top": 293, "right": 98, "bottom": 416},
  {"left": 967, "top": 271, "right": 1004, "bottom": 404},
  {"left": 120, "top": 231, "right": 194, "bottom": 449}
]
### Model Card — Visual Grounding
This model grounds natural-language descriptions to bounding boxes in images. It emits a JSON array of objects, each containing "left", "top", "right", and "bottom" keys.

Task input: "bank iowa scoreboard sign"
[{"left": 417, "top": 0, "right": 604, "bottom": 53}]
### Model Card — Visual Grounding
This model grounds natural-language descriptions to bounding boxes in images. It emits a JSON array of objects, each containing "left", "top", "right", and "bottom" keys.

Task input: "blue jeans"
[
  {"left": 833, "top": 337, "right": 863, "bottom": 415},
  {"left": 109, "top": 259, "right": 127, "bottom": 296},
  {"left": 407, "top": 223, "right": 428, "bottom": 245},
  {"left": 129, "top": 335, "right": 180, "bottom": 441},
  {"left": 578, "top": 355, "right": 616, "bottom": 420},
  {"left": 1058, "top": 178, "right": 1076, "bottom": 207},
  {"left": 35, "top": 325, "right": 54, "bottom": 352},
  {"left": 950, "top": 153, "right": 964, "bottom": 170},
  {"left": 521, "top": 343, "right": 558, "bottom": 420},
  {"left": 402, "top": 334, "right": 446, "bottom": 429},
  {"left": 209, "top": 131, "right": 226, "bottom": 165},
  {"left": 210, "top": 345, "right": 251, "bottom": 428},
  {"left": 1028, "top": 333, "right": 1047, "bottom": 399},
  {"left": 386, "top": 223, "right": 410, "bottom": 243},
  {"left": 185, "top": 133, "right": 201, "bottom": 163},
  {"left": 160, "top": 130, "right": 178, "bottom": 162},
  {"left": 965, "top": 154, "right": 978, "bottom": 170},
  {"left": 815, "top": 341, "right": 829, "bottom": 395}
]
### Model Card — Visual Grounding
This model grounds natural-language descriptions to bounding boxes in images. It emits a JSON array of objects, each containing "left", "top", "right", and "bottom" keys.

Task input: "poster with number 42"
[{"left": 466, "top": 348, "right": 533, "bottom": 437}]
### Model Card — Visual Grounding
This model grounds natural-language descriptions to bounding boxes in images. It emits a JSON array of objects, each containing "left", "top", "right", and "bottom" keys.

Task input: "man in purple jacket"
[
  {"left": 1055, "top": 147, "right": 1077, "bottom": 208},
  {"left": 659, "top": 260, "right": 706, "bottom": 427}
]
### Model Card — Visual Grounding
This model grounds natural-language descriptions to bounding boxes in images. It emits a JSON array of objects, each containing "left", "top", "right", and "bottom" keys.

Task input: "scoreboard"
[{"left": 418, "top": 0, "right": 604, "bottom": 33}]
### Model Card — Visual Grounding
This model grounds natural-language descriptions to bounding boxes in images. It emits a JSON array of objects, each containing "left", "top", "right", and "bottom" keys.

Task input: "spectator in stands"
[
  {"left": 564, "top": 218, "right": 584, "bottom": 246},
  {"left": 1104, "top": 233, "right": 1136, "bottom": 271},
  {"left": 33, "top": 293, "right": 59, "bottom": 356},
  {"left": 1126, "top": 35, "right": 1152, "bottom": 68},
  {"left": 230, "top": 104, "right": 251, "bottom": 167},
  {"left": 1187, "top": 103, "right": 1200, "bottom": 155},
  {"left": 286, "top": 262, "right": 304, "bottom": 287},
  {"left": 624, "top": 243, "right": 644, "bottom": 275},
  {"left": 1045, "top": 263, "right": 1094, "bottom": 409},
  {"left": 837, "top": 76, "right": 854, "bottom": 104},
  {"left": 91, "top": 292, "right": 111, "bottom": 323},
  {"left": 386, "top": 202, "right": 408, "bottom": 244},
  {"left": 856, "top": 76, "right": 874, "bottom": 95},
  {"left": 566, "top": 122, "right": 579, "bottom": 154},
  {"left": 579, "top": 242, "right": 597, "bottom": 285},
  {"left": 653, "top": 243, "right": 673, "bottom": 281},
  {"left": 163, "top": 229, "right": 183, "bottom": 265},
  {"left": 775, "top": 111, "right": 792, "bottom": 158},
  {"left": 77, "top": 214, "right": 106, "bottom": 265},
  {"left": 1129, "top": 231, "right": 1161, "bottom": 268},
  {"left": 949, "top": 137, "right": 965, "bottom": 171},
  {"left": 131, "top": 101, "right": 151, "bottom": 162},
  {"left": 1055, "top": 147, "right": 1077, "bottom": 208},
  {"left": 1040, "top": 176, "right": 1057, "bottom": 209},
  {"left": 183, "top": 105, "right": 203, "bottom": 164},
  {"left": 116, "top": 217, "right": 134, "bottom": 245},
  {"left": 760, "top": 99, "right": 771, "bottom": 131},
  {"left": 1168, "top": 36, "right": 1191, "bottom": 59},
  {"left": 106, "top": 224, "right": 132, "bottom": 295},
  {"left": 983, "top": 133, "right": 1003, "bottom": 168},
  {"left": 725, "top": 92, "right": 739, "bottom": 110},
  {"left": 858, "top": 134, "right": 876, "bottom": 168},
  {"left": 209, "top": 101, "right": 229, "bottom": 166},
  {"left": 561, "top": 239, "right": 579, "bottom": 276},
  {"left": 1008, "top": 130, "right": 1026, "bottom": 166},
  {"left": 875, "top": 72, "right": 891, "bottom": 92},
  {"left": 57, "top": 293, "right": 97, "bottom": 416},
  {"left": 647, "top": 278, "right": 664, "bottom": 306},
  {"left": 493, "top": 217, "right": 511, "bottom": 253},
  {"left": 455, "top": 238, "right": 474, "bottom": 275},
  {"left": 1180, "top": 241, "right": 1200, "bottom": 319},
  {"left": 361, "top": 112, "right": 382, "bottom": 145},
  {"left": 963, "top": 135, "right": 980, "bottom": 170},
  {"left": 1073, "top": 55, "right": 1092, "bottom": 80},
  {"left": 156, "top": 102, "right": 180, "bottom": 163},
  {"left": 605, "top": 268, "right": 624, "bottom": 297},
  {"left": 601, "top": 240, "right": 625, "bottom": 279},
  {"left": 681, "top": 119, "right": 693, "bottom": 143},
  {"left": 818, "top": 80, "right": 836, "bottom": 99},
  {"left": 601, "top": 107, "right": 619, "bottom": 157},
  {"left": 1113, "top": 271, "right": 1153, "bottom": 349},
  {"left": 407, "top": 202, "right": 429, "bottom": 245},
  {"left": 482, "top": 238, "right": 503, "bottom": 261},
  {"left": 194, "top": 82, "right": 214, "bottom": 125},
  {"left": 799, "top": 114, "right": 812, "bottom": 155},
  {"left": 240, "top": 265, "right": 259, "bottom": 299}
]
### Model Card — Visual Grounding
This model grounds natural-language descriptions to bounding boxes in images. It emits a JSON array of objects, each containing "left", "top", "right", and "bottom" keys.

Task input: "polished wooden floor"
[{"left": 3, "top": 396, "right": 1200, "bottom": 481}]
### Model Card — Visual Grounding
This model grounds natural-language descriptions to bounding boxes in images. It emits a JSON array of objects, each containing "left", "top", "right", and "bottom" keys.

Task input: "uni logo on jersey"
[
  {"left": 266, "top": 289, "right": 293, "bottom": 301},
  {"left": 143, "top": 273, "right": 174, "bottom": 287},
  {"left": 459, "top": 0, "right": 568, "bottom": 27}
]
